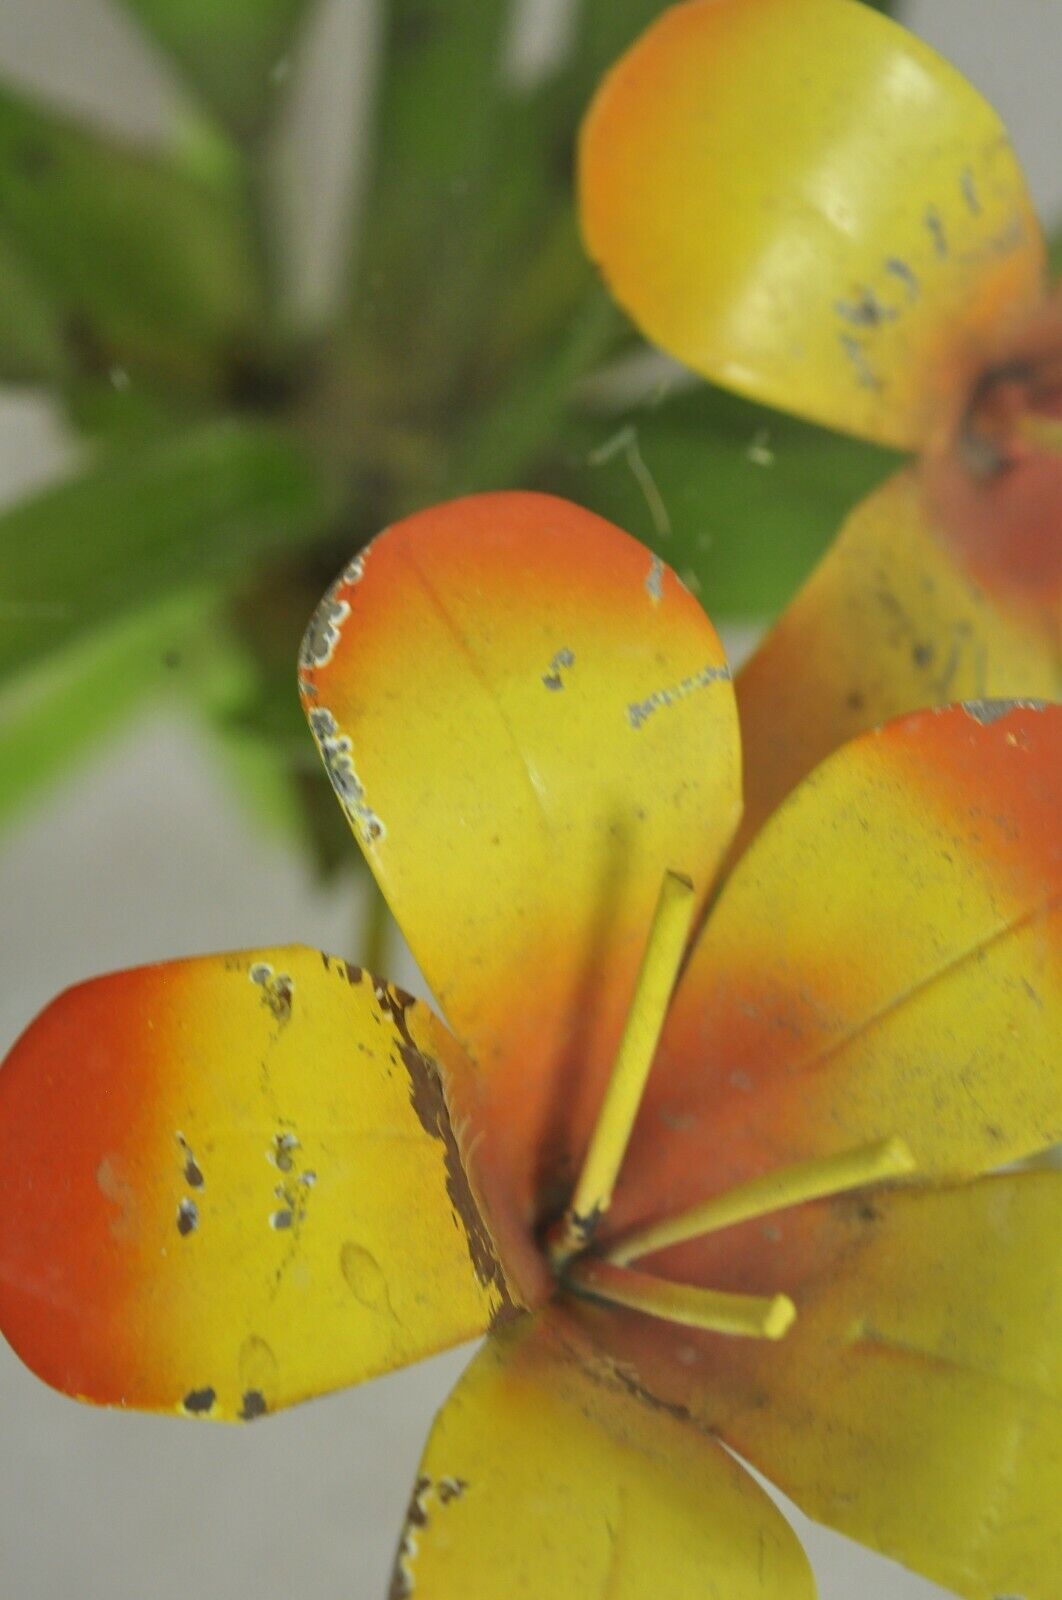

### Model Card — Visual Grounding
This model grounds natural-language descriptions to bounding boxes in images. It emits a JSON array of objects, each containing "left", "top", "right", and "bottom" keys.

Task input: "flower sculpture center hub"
[{"left": 542, "top": 870, "right": 917, "bottom": 1344}]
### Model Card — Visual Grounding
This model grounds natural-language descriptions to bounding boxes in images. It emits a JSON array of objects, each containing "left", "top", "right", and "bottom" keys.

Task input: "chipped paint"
[
  {"left": 839, "top": 334, "right": 882, "bottom": 391},
  {"left": 237, "top": 1334, "right": 277, "bottom": 1415},
  {"left": 181, "top": 1386, "right": 215, "bottom": 1415},
  {"left": 885, "top": 257, "right": 920, "bottom": 301},
  {"left": 542, "top": 647, "right": 575, "bottom": 691},
  {"left": 382, "top": 983, "right": 515, "bottom": 1317},
  {"left": 176, "top": 1132, "right": 204, "bottom": 1189},
  {"left": 644, "top": 553, "right": 664, "bottom": 604},
  {"left": 627, "top": 661, "right": 732, "bottom": 731},
  {"left": 961, "top": 167, "right": 982, "bottom": 217},
  {"left": 95, "top": 1157, "right": 136, "bottom": 1240},
  {"left": 176, "top": 1197, "right": 199, "bottom": 1236},
  {"left": 343, "top": 551, "right": 367, "bottom": 585},
  {"left": 239, "top": 1389, "right": 268, "bottom": 1421},
  {"left": 300, "top": 592, "right": 351, "bottom": 672},
  {"left": 306, "top": 707, "right": 385, "bottom": 846},
  {"left": 924, "top": 205, "right": 948, "bottom": 258},
  {"left": 389, "top": 1474, "right": 470, "bottom": 1598},
  {"left": 960, "top": 698, "right": 1046, "bottom": 725},
  {"left": 249, "top": 963, "right": 294, "bottom": 1022},
  {"left": 269, "top": 1131, "right": 300, "bottom": 1173},
  {"left": 436, "top": 1477, "right": 468, "bottom": 1505},
  {"left": 834, "top": 286, "right": 898, "bottom": 328},
  {"left": 390, "top": 1474, "right": 433, "bottom": 1600}
]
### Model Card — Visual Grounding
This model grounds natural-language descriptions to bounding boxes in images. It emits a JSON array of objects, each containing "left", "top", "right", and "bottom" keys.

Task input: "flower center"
[
  {"left": 547, "top": 869, "right": 915, "bottom": 1342},
  {"left": 961, "top": 352, "right": 1062, "bottom": 477}
]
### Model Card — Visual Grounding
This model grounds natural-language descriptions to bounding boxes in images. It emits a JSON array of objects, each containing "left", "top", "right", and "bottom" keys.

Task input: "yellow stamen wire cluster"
[{"left": 551, "top": 871, "right": 915, "bottom": 1341}]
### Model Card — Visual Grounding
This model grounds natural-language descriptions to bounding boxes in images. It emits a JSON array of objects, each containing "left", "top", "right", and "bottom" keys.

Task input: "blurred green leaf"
[
  {"left": 351, "top": 1, "right": 513, "bottom": 389},
  {"left": 184, "top": 616, "right": 310, "bottom": 849},
  {"left": 0, "top": 230, "right": 64, "bottom": 382},
  {"left": 118, "top": 0, "right": 316, "bottom": 140},
  {"left": 0, "top": 82, "right": 262, "bottom": 394},
  {"left": 0, "top": 418, "right": 338, "bottom": 682},
  {"left": 447, "top": 290, "right": 625, "bottom": 496},
  {"left": 0, "top": 588, "right": 208, "bottom": 829},
  {"left": 555, "top": 383, "right": 899, "bottom": 616},
  {"left": 61, "top": 369, "right": 204, "bottom": 449},
  {"left": 195, "top": 555, "right": 358, "bottom": 872}
]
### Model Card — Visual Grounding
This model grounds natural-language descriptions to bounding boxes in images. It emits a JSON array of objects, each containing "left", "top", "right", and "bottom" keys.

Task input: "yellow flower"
[
  {"left": 579, "top": 0, "right": 1061, "bottom": 845},
  {"left": 0, "top": 492, "right": 1059, "bottom": 1598}
]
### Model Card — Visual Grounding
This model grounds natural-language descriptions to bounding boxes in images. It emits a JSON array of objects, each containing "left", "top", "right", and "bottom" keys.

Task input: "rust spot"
[
  {"left": 271, "top": 1132, "right": 299, "bottom": 1173},
  {"left": 924, "top": 205, "right": 948, "bottom": 258},
  {"left": 250, "top": 963, "right": 294, "bottom": 1023},
  {"left": 390, "top": 1477, "right": 432, "bottom": 1600},
  {"left": 436, "top": 1477, "right": 468, "bottom": 1505},
  {"left": 182, "top": 1387, "right": 216, "bottom": 1415},
  {"left": 542, "top": 647, "right": 575, "bottom": 692},
  {"left": 239, "top": 1389, "right": 268, "bottom": 1421},
  {"left": 835, "top": 287, "right": 897, "bottom": 328},
  {"left": 177, "top": 1133, "right": 204, "bottom": 1189},
  {"left": 885, "top": 258, "right": 920, "bottom": 301},
  {"left": 385, "top": 986, "right": 515, "bottom": 1320}
]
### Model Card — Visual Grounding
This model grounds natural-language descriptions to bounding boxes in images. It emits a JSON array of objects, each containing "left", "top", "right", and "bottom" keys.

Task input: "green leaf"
[
  {"left": 0, "top": 230, "right": 64, "bottom": 382},
  {"left": 0, "top": 418, "right": 337, "bottom": 682},
  {"left": 118, "top": 0, "right": 317, "bottom": 140},
  {"left": 446, "top": 289, "right": 626, "bottom": 497},
  {"left": 553, "top": 383, "right": 899, "bottom": 617},
  {"left": 0, "top": 588, "right": 208, "bottom": 830},
  {"left": 0, "top": 82, "right": 261, "bottom": 394},
  {"left": 351, "top": 1, "right": 513, "bottom": 387}
]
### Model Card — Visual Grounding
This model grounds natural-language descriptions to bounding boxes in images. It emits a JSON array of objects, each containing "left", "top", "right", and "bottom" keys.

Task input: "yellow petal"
[
  {"left": 735, "top": 466, "right": 1062, "bottom": 848},
  {"left": 0, "top": 949, "right": 522, "bottom": 1420},
  {"left": 706, "top": 1175, "right": 1062, "bottom": 1600},
  {"left": 612, "top": 702, "right": 1062, "bottom": 1248},
  {"left": 299, "top": 493, "right": 741, "bottom": 1289},
  {"left": 390, "top": 1312, "right": 815, "bottom": 1600},
  {"left": 579, "top": 0, "right": 1044, "bottom": 448}
]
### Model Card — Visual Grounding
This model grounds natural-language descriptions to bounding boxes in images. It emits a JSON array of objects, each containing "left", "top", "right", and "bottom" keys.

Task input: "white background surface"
[{"left": 1, "top": 2, "right": 1060, "bottom": 1596}]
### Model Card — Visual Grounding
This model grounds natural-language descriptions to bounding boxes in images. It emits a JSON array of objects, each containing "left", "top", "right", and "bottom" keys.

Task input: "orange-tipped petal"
[
  {"left": 299, "top": 493, "right": 740, "bottom": 1269},
  {"left": 735, "top": 467, "right": 1061, "bottom": 847},
  {"left": 389, "top": 1311, "right": 815, "bottom": 1600},
  {"left": 579, "top": 0, "right": 1044, "bottom": 449},
  {"left": 0, "top": 949, "right": 524, "bottom": 1420},
  {"left": 587, "top": 1174, "right": 1062, "bottom": 1600},
  {"left": 613, "top": 702, "right": 1061, "bottom": 1249}
]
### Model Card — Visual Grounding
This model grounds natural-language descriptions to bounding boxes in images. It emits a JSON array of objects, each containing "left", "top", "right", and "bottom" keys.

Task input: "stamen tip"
[{"left": 764, "top": 1294, "right": 797, "bottom": 1340}]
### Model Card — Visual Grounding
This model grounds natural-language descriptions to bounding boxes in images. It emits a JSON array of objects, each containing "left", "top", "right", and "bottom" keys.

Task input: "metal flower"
[
  {"left": 0, "top": 493, "right": 1059, "bottom": 1598},
  {"left": 580, "top": 0, "right": 1062, "bottom": 847}
]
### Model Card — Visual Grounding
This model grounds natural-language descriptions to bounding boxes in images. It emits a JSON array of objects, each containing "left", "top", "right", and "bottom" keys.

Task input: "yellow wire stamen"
[
  {"left": 565, "top": 1257, "right": 795, "bottom": 1341},
  {"left": 549, "top": 870, "right": 695, "bottom": 1268},
  {"left": 607, "top": 1135, "right": 916, "bottom": 1266}
]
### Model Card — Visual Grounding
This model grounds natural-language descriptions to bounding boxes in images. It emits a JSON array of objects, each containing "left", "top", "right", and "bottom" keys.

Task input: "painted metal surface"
[{"left": 579, "top": 0, "right": 1062, "bottom": 848}]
